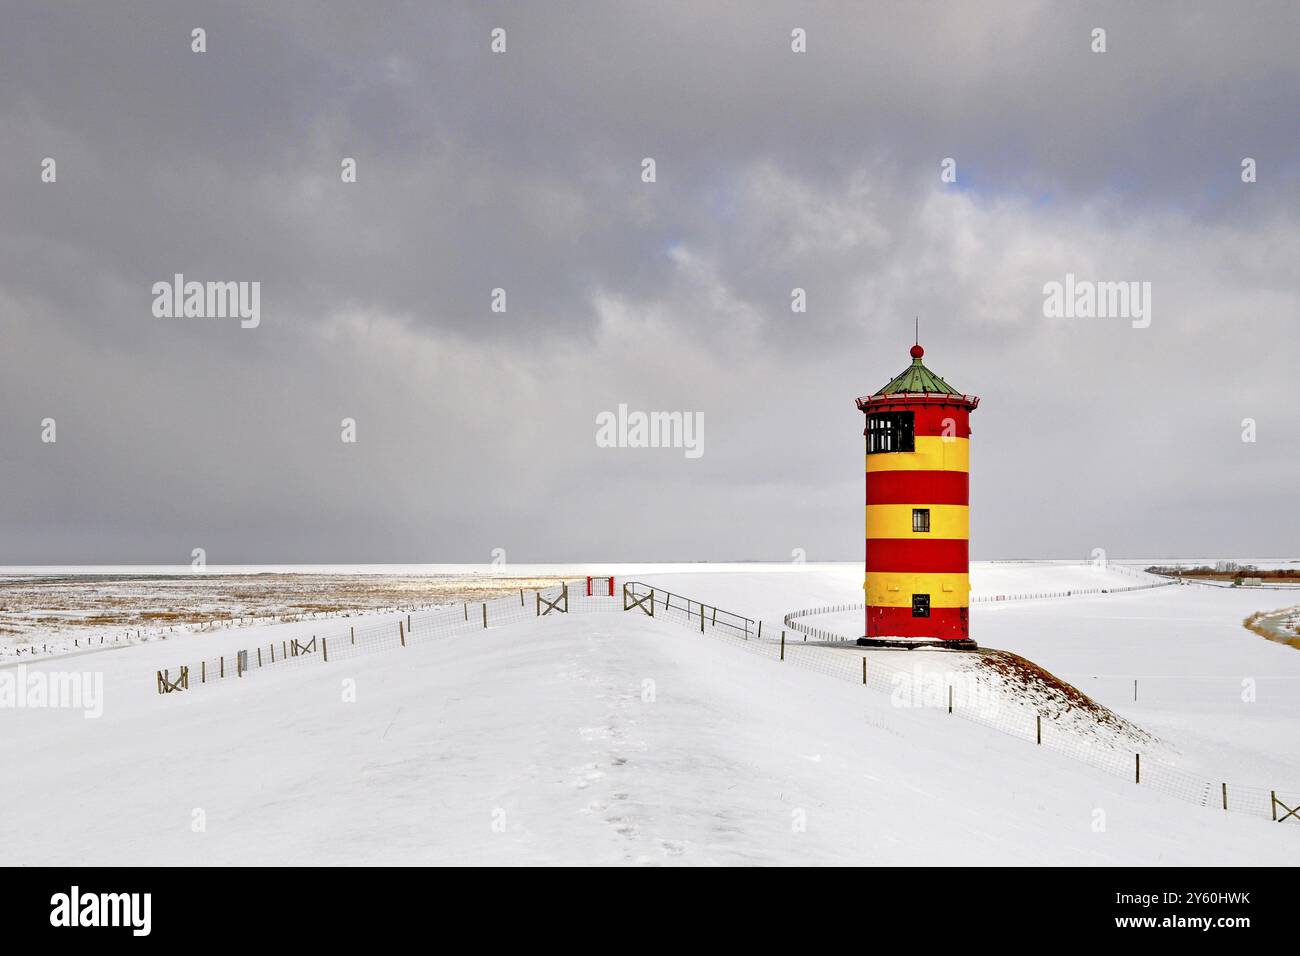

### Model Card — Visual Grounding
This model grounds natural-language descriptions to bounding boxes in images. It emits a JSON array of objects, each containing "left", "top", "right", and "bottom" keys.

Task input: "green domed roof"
[{"left": 874, "top": 344, "right": 960, "bottom": 396}]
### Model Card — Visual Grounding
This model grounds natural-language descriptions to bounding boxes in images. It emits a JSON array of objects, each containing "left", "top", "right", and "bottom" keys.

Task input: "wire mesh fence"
[
  {"left": 154, "top": 576, "right": 1299, "bottom": 828},
  {"left": 780, "top": 579, "right": 1175, "bottom": 643},
  {"left": 971, "top": 580, "right": 1174, "bottom": 603}
]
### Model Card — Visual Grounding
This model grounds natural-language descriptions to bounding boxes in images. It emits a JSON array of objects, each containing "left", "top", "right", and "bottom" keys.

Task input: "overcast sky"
[{"left": 1, "top": 1, "right": 1297, "bottom": 564}]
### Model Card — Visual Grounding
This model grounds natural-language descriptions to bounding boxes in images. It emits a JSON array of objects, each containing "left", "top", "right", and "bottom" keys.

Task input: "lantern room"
[{"left": 856, "top": 342, "right": 979, "bottom": 648}]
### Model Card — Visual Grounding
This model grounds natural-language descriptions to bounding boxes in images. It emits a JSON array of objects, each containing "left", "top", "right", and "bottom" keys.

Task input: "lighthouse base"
[{"left": 856, "top": 636, "right": 978, "bottom": 651}]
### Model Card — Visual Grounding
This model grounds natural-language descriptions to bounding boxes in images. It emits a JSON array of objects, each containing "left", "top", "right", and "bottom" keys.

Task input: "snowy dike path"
[{"left": 1, "top": 562, "right": 1297, "bottom": 865}]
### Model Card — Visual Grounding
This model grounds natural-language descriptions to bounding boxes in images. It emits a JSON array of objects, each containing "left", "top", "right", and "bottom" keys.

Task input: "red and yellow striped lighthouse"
[{"left": 856, "top": 341, "right": 979, "bottom": 647}]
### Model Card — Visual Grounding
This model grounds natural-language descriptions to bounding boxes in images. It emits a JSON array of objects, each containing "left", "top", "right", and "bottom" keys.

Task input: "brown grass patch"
[
  {"left": 1243, "top": 608, "right": 1300, "bottom": 650},
  {"left": 976, "top": 647, "right": 1158, "bottom": 746},
  {"left": 0, "top": 572, "right": 581, "bottom": 641}
]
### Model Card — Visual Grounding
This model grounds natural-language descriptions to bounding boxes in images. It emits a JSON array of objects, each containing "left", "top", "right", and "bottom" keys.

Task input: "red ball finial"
[{"left": 910, "top": 343, "right": 925, "bottom": 359}]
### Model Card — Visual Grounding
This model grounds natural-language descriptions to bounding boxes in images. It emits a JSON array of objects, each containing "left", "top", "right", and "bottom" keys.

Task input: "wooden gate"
[
  {"left": 623, "top": 584, "right": 654, "bottom": 617},
  {"left": 1273, "top": 791, "right": 1299, "bottom": 823},
  {"left": 537, "top": 584, "right": 569, "bottom": 616},
  {"left": 156, "top": 666, "right": 189, "bottom": 695}
]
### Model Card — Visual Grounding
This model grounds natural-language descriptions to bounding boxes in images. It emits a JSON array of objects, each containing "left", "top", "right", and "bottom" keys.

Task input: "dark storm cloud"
[{"left": 0, "top": 0, "right": 1297, "bottom": 563}]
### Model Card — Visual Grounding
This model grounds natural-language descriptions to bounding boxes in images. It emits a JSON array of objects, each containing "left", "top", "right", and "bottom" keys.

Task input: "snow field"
[
  {"left": 2, "top": 560, "right": 1297, "bottom": 865},
  {"left": 0, "top": 609, "right": 1292, "bottom": 865}
]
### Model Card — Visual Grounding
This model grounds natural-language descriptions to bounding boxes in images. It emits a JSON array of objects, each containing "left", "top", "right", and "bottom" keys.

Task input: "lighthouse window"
[
  {"left": 912, "top": 594, "right": 931, "bottom": 617},
  {"left": 912, "top": 508, "right": 931, "bottom": 533},
  {"left": 866, "top": 411, "right": 915, "bottom": 453}
]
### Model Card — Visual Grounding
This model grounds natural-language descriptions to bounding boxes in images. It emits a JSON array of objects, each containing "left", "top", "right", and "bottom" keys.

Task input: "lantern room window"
[
  {"left": 912, "top": 594, "right": 930, "bottom": 617},
  {"left": 866, "top": 411, "right": 915, "bottom": 453},
  {"left": 912, "top": 508, "right": 930, "bottom": 533}
]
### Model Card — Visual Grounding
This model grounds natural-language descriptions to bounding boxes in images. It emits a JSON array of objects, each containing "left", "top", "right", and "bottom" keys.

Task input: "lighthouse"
[{"left": 856, "top": 340, "right": 979, "bottom": 648}]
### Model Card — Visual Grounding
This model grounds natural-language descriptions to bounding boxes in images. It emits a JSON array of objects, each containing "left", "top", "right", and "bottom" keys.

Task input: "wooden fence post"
[
  {"left": 257, "top": 647, "right": 262, "bottom": 667},
  {"left": 1135, "top": 753, "right": 1141, "bottom": 784},
  {"left": 220, "top": 656, "right": 224, "bottom": 678},
  {"left": 700, "top": 605, "right": 705, "bottom": 633},
  {"left": 350, "top": 626, "right": 355, "bottom": 645},
  {"left": 201, "top": 660, "right": 206, "bottom": 683},
  {"left": 1036, "top": 714, "right": 1042, "bottom": 745},
  {"left": 520, "top": 588, "right": 524, "bottom": 606},
  {"left": 483, "top": 603, "right": 488, "bottom": 628},
  {"left": 536, "top": 592, "right": 540, "bottom": 617},
  {"left": 1272, "top": 791, "right": 1278, "bottom": 821},
  {"left": 780, "top": 630, "right": 785, "bottom": 661},
  {"left": 948, "top": 685, "right": 953, "bottom": 713},
  {"left": 399, "top": 621, "right": 406, "bottom": 647},
  {"left": 757, "top": 621, "right": 762, "bottom": 641},
  {"left": 862, "top": 657, "right": 867, "bottom": 685},
  {"left": 322, "top": 637, "right": 328, "bottom": 662},
  {"left": 464, "top": 603, "right": 468, "bottom": 621},
  {"left": 1222, "top": 781, "right": 1227, "bottom": 811}
]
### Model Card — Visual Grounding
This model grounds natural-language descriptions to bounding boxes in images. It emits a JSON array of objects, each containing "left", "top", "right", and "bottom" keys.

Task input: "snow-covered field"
[{"left": 1, "top": 561, "right": 1297, "bottom": 865}]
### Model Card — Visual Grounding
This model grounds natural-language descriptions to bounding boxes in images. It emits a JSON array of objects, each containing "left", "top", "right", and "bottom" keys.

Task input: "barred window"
[
  {"left": 912, "top": 594, "right": 930, "bottom": 618},
  {"left": 866, "top": 411, "right": 915, "bottom": 453},
  {"left": 912, "top": 508, "right": 931, "bottom": 533}
]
